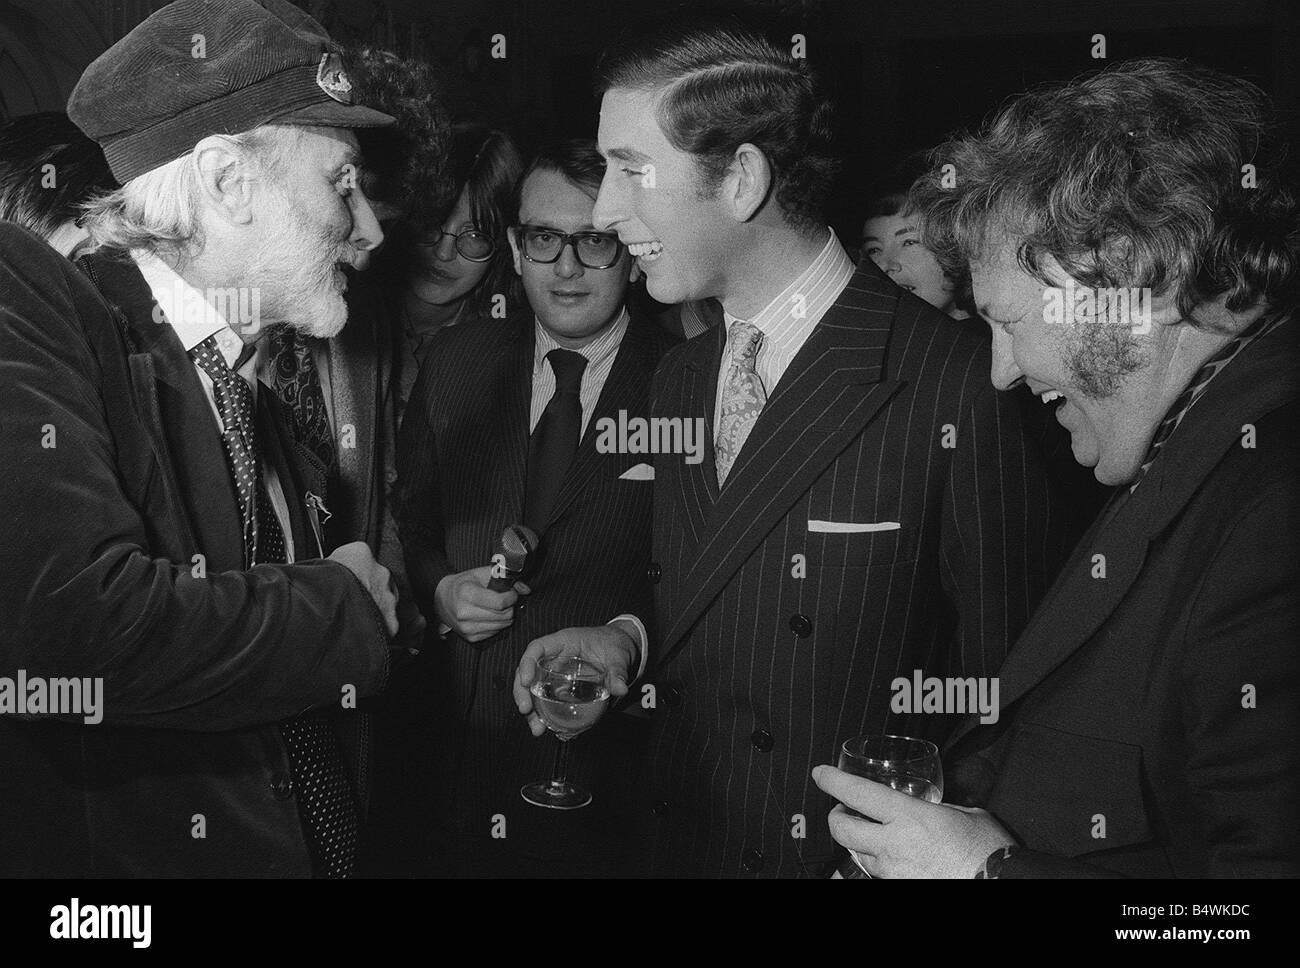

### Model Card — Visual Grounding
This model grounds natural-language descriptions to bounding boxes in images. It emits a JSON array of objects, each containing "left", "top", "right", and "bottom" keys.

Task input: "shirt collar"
[
  {"left": 131, "top": 250, "right": 246, "bottom": 369},
  {"left": 533, "top": 306, "right": 630, "bottom": 372},
  {"left": 721, "top": 227, "right": 854, "bottom": 344}
]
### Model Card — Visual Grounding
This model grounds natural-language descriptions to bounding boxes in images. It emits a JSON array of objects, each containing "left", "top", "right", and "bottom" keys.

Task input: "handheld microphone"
[{"left": 487, "top": 523, "right": 538, "bottom": 592}]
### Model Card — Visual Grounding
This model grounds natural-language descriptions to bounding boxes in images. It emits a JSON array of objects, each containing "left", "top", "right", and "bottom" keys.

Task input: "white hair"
[{"left": 79, "top": 125, "right": 302, "bottom": 263}]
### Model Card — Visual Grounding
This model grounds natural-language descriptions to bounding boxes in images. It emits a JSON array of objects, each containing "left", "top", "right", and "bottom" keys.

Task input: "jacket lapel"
[
  {"left": 675, "top": 323, "right": 725, "bottom": 540},
  {"left": 946, "top": 314, "right": 1300, "bottom": 751},
  {"left": 79, "top": 252, "right": 246, "bottom": 571},
  {"left": 321, "top": 317, "right": 377, "bottom": 540},
  {"left": 545, "top": 312, "right": 658, "bottom": 529},
  {"left": 658, "top": 286, "right": 901, "bottom": 663},
  {"left": 490, "top": 319, "right": 534, "bottom": 524}
]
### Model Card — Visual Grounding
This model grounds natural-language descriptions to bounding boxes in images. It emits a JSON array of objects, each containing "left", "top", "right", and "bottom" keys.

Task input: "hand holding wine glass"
[
  {"left": 513, "top": 623, "right": 637, "bottom": 737},
  {"left": 519, "top": 654, "right": 612, "bottom": 809},
  {"left": 833, "top": 735, "right": 942, "bottom": 877},
  {"left": 812, "top": 741, "right": 1015, "bottom": 878}
]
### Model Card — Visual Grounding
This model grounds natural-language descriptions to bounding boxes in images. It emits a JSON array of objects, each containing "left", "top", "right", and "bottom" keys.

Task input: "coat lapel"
[
  {"left": 946, "top": 314, "right": 1300, "bottom": 751},
  {"left": 79, "top": 252, "right": 246, "bottom": 571},
  {"left": 675, "top": 323, "right": 725, "bottom": 540},
  {"left": 545, "top": 313, "right": 658, "bottom": 529},
  {"left": 489, "top": 319, "right": 534, "bottom": 524},
  {"left": 321, "top": 316, "right": 377, "bottom": 540},
  {"left": 658, "top": 286, "right": 901, "bottom": 663}
]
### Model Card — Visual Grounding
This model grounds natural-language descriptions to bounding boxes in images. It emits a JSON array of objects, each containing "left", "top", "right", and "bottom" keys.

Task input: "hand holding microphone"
[{"left": 433, "top": 525, "right": 537, "bottom": 643}]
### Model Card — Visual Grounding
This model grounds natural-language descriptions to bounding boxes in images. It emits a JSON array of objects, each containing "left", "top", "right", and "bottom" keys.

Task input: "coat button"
[
  {"left": 740, "top": 848, "right": 764, "bottom": 873},
  {"left": 662, "top": 684, "right": 682, "bottom": 708},
  {"left": 270, "top": 774, "right": 294, "bottom": 800},
  {"left": 647, "top": 562, "right": 662, "bottom": 584},
  {"left": 651, "top": 799, "right": 669, "bottom": 816},
  {"left": 384, "top": 468, "right": 398, "bottom": 485},
  {"left": 751, "top": 728, "right": 774, "bottom": 752},
  {"left": 789, "top": 613, "right": 813, "bottom": 637}
]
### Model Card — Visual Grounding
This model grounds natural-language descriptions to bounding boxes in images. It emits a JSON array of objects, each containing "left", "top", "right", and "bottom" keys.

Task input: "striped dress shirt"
[
  {"left": 530, "top": 308, "right": 630, "bottom": 435},
  {"left": 713, "top": 229, "right": 856, "bottom": 433}
]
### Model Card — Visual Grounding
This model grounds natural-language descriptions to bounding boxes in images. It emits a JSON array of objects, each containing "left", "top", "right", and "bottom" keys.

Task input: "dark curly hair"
[
  {"left": 345, "top": 45, "right": 454, "bottom": 228},
  {"left": 911, "top": 57, "right": 1299, "bottom": 329},
  {"left": 593, "top": 11, "right": 840, "bottom": 234}
]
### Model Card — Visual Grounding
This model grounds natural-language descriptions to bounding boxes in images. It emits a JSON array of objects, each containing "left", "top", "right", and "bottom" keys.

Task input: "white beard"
[{"left": 248, "top": 194, "right": 353, "bottom": 340}]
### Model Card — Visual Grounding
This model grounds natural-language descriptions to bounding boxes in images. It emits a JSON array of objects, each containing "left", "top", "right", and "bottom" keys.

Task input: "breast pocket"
[
  {"left": 806, "top": 522, "right": 916, "bottom": 570},
  {"left": 991, "top": 722, "right": 1153, "bottom": 858}
]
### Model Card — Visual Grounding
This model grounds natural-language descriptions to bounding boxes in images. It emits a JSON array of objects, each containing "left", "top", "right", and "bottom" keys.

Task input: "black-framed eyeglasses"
[
  {"left": 415, "top": 228, "right": 497, "bottom": 262},
  {"left": 514, "top": 224, "right": 624, "bottom": 270}
]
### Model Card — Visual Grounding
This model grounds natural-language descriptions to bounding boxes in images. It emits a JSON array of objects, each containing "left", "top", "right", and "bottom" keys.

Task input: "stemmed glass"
[
  {"left": 520, "top": 655, "right": 611, "bottom": 810},
  {"left": 836, "top": 734, "right": 944, "bottom": 877}
]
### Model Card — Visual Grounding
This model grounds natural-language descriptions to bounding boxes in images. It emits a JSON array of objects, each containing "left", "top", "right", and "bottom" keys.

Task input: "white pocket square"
[
  {"left": 807, "top": 520, "right": 900, "bottom": 533},
  {"left": 619, "top": 463, "right": 655, "bottom": 481}
]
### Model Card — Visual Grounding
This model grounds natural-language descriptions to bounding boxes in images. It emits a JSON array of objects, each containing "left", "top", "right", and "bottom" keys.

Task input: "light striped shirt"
[
  {"left": 530, "top": 307, "right": 630, "bottom": 437},
  {"left": 713, "top": 228, "right": 856, "bottom": 431}
]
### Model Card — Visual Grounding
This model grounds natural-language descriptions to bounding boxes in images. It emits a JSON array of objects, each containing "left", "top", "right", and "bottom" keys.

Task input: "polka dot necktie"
[
  {"left": 715, "top": 320, "right": 767, "bottom": 486},
  {"left": 188, "top": 335, "right": 285, "bottom": 567},
  {"left": 189, "top": 335, "right": 357, "bottom": 878}
]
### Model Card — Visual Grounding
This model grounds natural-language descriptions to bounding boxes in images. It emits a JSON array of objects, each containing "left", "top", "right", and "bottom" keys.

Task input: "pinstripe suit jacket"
[
  {"left": 393, "top": 309, "right": 677, "bottom": 875},
  {"left": 641, "top": 262, "right": 1067, "bottom": 877}
]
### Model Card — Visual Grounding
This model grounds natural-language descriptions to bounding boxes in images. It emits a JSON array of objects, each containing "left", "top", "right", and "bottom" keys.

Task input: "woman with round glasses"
[{"left": 380, "top": 122, "right": 525, "bottom": 408}]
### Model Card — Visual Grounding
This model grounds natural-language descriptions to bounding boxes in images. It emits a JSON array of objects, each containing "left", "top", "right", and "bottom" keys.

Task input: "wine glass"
[
  {"left": 520, "top": 655, "right": 611, "bottom": 810},
  {"left": 836, "top": 734, "right": 943, "bottom": 877}
]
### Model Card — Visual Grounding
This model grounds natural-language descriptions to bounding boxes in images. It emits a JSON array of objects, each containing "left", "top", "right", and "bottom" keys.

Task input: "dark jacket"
[
  {"left": 387, "top": 309, "right": 677, "bottom": 876},
  {"left": 0, "top": 224, "right": 391, "bottom": 877},
  {"left": 945, "top": 314, "right": 1300, "bottom": 877},
  {"left": 642, "top": 262, "right": 1068, "bottom": 877}
]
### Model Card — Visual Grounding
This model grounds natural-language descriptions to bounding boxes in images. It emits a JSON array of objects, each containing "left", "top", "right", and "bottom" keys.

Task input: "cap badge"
[{"left": 316, "top": 52, "right": 354, "bottom": 104}]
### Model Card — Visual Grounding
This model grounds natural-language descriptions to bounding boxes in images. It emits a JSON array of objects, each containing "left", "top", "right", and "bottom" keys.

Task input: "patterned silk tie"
[
  {"left": 189, "top": 334, "right": 357, "bottom": 878},
  {"left": 188, "top": 335, "right": 286, "bottom": 566},
  {"left": 525, "top": 348, "right": 588, "bottom": 532},
  {"left": 267, "top": 326, "right": 336, "bottom": 472},
  {"left": 715, "top": 320, "right": 766, "bottom": 486}
]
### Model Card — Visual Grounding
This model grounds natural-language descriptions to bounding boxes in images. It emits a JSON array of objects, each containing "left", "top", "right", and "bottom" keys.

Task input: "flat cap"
[{"left": 68, "top": 0, "right": 394, "bottom": 184}]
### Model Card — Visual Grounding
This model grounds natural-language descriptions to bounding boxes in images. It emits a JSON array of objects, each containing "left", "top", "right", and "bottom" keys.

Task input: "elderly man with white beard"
[{"left": 0, "top": 0, "right": 414, "bottom": 878}]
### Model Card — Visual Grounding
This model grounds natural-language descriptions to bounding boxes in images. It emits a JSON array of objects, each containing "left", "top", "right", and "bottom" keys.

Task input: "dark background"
[{"left": 2, "top": 0, "right": 1296, "bottom": 245}]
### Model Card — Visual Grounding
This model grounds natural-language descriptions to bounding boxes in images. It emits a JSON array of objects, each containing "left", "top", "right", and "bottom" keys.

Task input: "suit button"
[
  {"left": 662, "top": 685, "right": 682, "bottom": 708},
  {"left": 740, "top": 848, "right": 764, "bottom": 873},
  {"left": 651, "top": 800, "right": 669, "bottom": 816},
  {"left": 515, "top": 598, "right": 527, "bottom": 612},
  {"left": 789, "top": 613, "right": 813, "bottom": 637},
  {"left": 384, "top": 468, "right": 398, "bottom": 485},
  {"left": 751, "top": 728, "right": 774, "bottom": 752},
  {"left": 647, "top": 562, "right": 662, "bottom": 584},
  {"left": 270, "top": 774, "right": 294, "bottom": 800},
  {"left": 492, "top": 675, "right": 507, "bottom": 691}
]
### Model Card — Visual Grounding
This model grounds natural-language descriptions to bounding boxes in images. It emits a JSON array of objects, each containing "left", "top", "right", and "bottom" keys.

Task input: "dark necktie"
[
  {"left": 189, "top": 334, "right": 357, "bottom": 878},
  {"left": 267, "top": 326, "right": 336, "bottom": 472},
  {"left": 189, "top": 336, "right": 286, "bottom": 566},
  {"left": 525, "top": 348, "right": 588, "bottom": 532}
]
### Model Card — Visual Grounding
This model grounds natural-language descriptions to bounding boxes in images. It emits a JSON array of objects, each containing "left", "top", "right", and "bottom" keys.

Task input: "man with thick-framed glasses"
[{"left": 394, "top": 138, "right": 677, "bottom": 876}]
